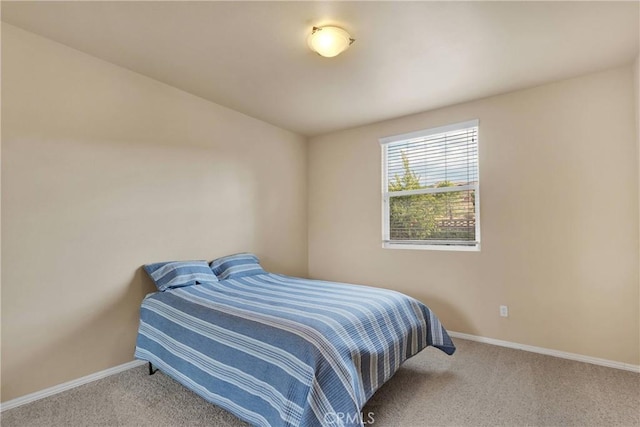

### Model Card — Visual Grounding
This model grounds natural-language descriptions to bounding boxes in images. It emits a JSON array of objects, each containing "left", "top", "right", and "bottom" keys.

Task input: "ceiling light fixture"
[{"left": 308, "top": 26, "right": 355, "bottom": 58}]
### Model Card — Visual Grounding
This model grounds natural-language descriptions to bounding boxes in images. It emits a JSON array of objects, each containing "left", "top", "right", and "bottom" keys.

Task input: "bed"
[{"left": 135, "top": 255, "right": 455, "bottom": 427}]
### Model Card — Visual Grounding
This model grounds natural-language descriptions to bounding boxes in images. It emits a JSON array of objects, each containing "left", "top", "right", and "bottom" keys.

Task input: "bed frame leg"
[{"left": 148, "top": 362, "right": 158, "bottom": 375}]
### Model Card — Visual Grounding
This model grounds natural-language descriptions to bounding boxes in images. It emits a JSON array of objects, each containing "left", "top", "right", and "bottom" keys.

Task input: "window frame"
[{"left": 380, "top": 119, "right": 481, "bottom": 251}]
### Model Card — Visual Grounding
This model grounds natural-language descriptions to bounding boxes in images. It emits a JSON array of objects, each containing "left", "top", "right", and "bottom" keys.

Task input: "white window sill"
[{"left": 382, "top": 243, "right": 480, "bottom": 252}]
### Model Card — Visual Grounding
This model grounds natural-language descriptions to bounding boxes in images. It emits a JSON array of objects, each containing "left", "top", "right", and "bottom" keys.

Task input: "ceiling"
[{"left": 2, "top": 1, "right": 638, "bottom": 137}]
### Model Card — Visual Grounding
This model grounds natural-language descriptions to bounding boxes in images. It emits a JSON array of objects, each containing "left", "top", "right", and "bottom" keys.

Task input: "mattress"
[{"left": 135, "top": 273, "right": 455, "bottom": 426}]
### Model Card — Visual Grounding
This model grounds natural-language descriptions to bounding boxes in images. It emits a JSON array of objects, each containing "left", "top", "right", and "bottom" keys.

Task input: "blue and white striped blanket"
[{"left": 135, "top": 273, "right": 455, "bottom": 427}]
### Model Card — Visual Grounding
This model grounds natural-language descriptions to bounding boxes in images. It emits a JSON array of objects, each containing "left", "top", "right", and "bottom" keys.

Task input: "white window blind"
[{"left": 380, "top": 120, "right": 480, "bottom": 250}]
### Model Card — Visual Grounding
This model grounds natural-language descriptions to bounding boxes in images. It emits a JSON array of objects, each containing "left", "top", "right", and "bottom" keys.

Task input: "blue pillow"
[
  {"left": 210, "top": 253, "right": 267, "bottom": 280},
  {"left": 144, "top": 260, "right": 218, "bottom": 292}
]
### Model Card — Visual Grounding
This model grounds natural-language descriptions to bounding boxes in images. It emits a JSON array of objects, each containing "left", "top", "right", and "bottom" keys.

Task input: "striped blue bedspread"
[{"left": 135, "top": 273, "right": 455, "bottom": 427}]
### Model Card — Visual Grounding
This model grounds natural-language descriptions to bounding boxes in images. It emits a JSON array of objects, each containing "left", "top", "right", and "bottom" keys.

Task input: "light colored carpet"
[{"left": 2, "top": 339, "right": 638, "bottom": 426}]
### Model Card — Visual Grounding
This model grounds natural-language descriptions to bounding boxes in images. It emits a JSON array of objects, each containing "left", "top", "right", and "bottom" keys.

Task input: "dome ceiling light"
[{"left": 307, "top": 26, "right": 355, "bottom": 58}]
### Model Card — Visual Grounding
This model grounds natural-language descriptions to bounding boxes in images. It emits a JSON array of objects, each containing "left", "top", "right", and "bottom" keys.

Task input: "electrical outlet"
[{"left": 499, "top": 305, "right": 509, "bottom": 317}]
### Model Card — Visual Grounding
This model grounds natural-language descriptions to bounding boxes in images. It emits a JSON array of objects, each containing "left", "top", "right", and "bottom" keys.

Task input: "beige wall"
[
  {"left": 636, "top": 55, "right": 640, "bottom": 271},
  {"left": 636, "top": 55, "right": 639, "bottom": 332},
  {"left": 308, "top": 66, "right": 640, "bottom": 365},
  {"left": 1, "top": 24, "right": 308, "bottom": 401}
]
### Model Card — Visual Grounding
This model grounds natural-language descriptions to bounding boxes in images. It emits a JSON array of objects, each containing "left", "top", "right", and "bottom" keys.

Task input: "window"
[{"left": 380, "top": 120, "right": 480, "bottom": 250}]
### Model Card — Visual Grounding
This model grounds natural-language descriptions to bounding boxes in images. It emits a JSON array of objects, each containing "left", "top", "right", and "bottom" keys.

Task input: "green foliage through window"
[{"left": 388, "top": 152, "right": 475, "bottom": 242}]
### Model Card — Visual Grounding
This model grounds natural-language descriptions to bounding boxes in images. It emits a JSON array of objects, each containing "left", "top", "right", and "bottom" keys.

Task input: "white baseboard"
[
  {"left": 0, "top": 360, "right": 146, "bottom": 412},
  {"left": 448, "top": 331, "right": 640, "bottom": 373},
  {"left": 3, "top": 334, "right": 638, "bottom": 412}
]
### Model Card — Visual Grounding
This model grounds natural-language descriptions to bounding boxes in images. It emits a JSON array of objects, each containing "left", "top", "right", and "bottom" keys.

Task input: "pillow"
[
  {"left": 210, "top": 253, "right": 267, "bottom": 280},
  {"left": 144, "top": 260, "right": 218, "bottom": 292}
]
